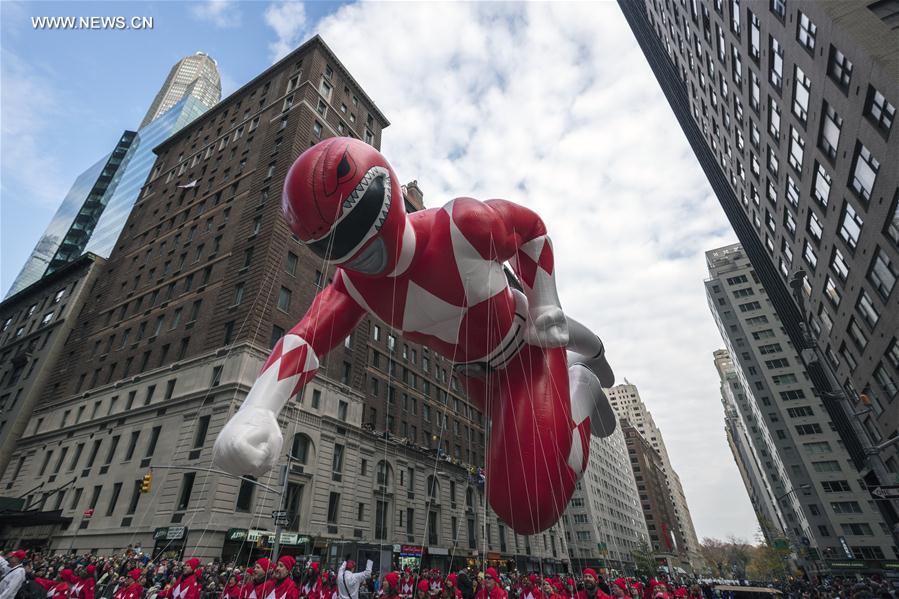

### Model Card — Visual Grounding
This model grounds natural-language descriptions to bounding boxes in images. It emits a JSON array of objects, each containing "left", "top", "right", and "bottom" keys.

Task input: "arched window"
[
  {"left": 291, "top": 433, "right": 314, "bottom": 464},
  {"left": 376, "top": 460, "right": 394, "bottom": 488},
  {"left": 427, "top": 475, "right": 440, "bottom": 503}
]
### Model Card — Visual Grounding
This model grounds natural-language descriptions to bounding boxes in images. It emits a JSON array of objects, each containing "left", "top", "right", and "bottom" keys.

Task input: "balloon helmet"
[{"left": 283, "top": 137, "right": 408, "bottom": 276}]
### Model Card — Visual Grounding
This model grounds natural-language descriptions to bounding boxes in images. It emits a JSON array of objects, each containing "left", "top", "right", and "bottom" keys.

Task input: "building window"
[
  {"left": 796, "top": 11, "right": 816, "bottom": 52},
  {"left": 792, "top": 66, "right": 810, "bottom": 123},
  {"left": 807, "top": 211, "right": 823, "bottom": 244},
  {"left": 277, "top": 286, "right": 291, "bottom": 312},
  {"left": 269, "top": 325, "right": 284, "bottom": 350},
  {"left": 849, "top": 143, "right": 879, "bottom": 202},
  {"left": 747, "top": 10, "right": 761, "bottom": 61},
  {"left": 874, "top": 363, "right": 897, "bottom": 397},
  {"left": 327, "top": 492, "right": 340, "bottom": 523},
  {"left": 786, "top": 176, "right": 800, "bottom": 208},
  {"left": 827, "top": 45, "right": 853, "bottom": 91},
  {"left": 232, "top": 283, "right": 244, "bottom": 306},
  {"left": 236, "top": 477, "right": 255, "bottom": 512},
  {"left": 818, "top": 102, "right": 842, "bottom": 161},
  {"left": 831, "top": 248, "right": 850, "bottom": 282},
  {"left": 768, "top": 36, "right": 783, "bottom": 90},
  {"left": 770, "top": 0, "right": 785, "bottom": 20},
  {"left": 332, "top": 444, "right": 344, "bottom": 481},
  {"left": 313, "top": 121, "right": 323, "bottom": 139},
  {"left": 750, "top": 72, "right": 760, "bottom": 113},
  {"left": 319, "top": 79, "right": 332, "bottom": 100},
  {"left": 824, "top": 276, "right": 842, "bottom": 306},
  {"left": 864, "top": 86, "right": 895, "bottom": 134},
  {"left": 868, "top": 248, "right": 897, "bottom": 299},
  {"left": 285, "top": 252, "right": 298, "bottom": 276},
  {"left": 855, "top": 289, "right": 880, "bottom": 328},
  {"left": 768, "top": 97, "right": 781, "bottom": 139},
  {"left": 766, "top": 146, "right": 779, "bottom": 177},
  {"left": 847, "top": 318, "right": 869, "bottom": 350},
  {"left": 788, "top": 127, "right": 805, "bottom": 172},
  {"left": 177, "top": 472, "right": 196, "bottom": 511},
  {"left": 803, "top": 241, "right": 818, "bottom": 270},
  {"left": 812, "top": 162, "right": 832, "bottom": 207},
  {"left": 838, "top": 202, "right": 863, "bottom": 251}
]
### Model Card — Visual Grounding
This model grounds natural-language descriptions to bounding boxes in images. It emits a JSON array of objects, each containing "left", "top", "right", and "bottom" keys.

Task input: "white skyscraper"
[
  {"left": 563, "top": 427, "right": 649, "bottom": 574},
  {"left": 606, "top": 383, "right": 704, "bottom": 570},
  {"left": 705, "top": 243, "right": 895, "bottom": 574}
]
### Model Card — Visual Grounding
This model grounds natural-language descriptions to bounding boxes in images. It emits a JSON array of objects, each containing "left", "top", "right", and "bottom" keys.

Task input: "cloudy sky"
[{"left": 1, "top": 1, "right": 756, "bottom": 542}]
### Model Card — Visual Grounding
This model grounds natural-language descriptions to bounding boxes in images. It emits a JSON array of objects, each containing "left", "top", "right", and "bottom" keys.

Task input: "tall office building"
[
  {"left": 706, "top": 243, "right": 895, "bottom": 573},
  {"left": 620, "top": 420, "right": 689, "bottom": 573},
  {"left": 605, "top": 383, "right": 703, "bottom": 570},
  {"left": 0, "top": 36, "right": 540, "bottom": 567},
  {"left": 563, "top": 427, "right": 649, "bottom": 574},
  {"left": 140, "top": 52, "right": 222, "bottom": 128},
  {"left": 618, "top": 0, "right": 898, "bottom": 496},
  {"left": 714, "top": 349, "right": 785, "bottom": 544},
  {"left": 5, "top": 156, "right": 111, "bottom": 298},
  {"left": 6, "top": 54, "right": 221, "bottom": 297}
]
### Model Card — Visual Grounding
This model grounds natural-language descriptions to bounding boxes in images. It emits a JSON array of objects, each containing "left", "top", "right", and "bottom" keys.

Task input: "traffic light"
[{"left": 141, "top": 472, "right": 153, "bottom": 493}]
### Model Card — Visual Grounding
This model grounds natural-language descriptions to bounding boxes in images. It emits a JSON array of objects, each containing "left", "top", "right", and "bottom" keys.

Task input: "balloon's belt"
[{"left": 453, "top": 303, "right": 527, "bottom": 381}]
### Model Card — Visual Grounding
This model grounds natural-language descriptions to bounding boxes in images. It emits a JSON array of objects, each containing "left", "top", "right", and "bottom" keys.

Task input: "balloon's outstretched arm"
[{"left": 213, "top": 275, "right": 366, "bottom": 476}]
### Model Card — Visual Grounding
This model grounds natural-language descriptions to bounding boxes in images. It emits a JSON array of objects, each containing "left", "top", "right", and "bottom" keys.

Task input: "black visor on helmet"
[{"left": 307, "top": 173, "right": 387, "bottom": 261}]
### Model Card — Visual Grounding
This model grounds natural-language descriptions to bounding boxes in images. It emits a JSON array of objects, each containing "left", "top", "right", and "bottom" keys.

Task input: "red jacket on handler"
[
  {"left": 158, "top": 559, "right": 202, "bottom": 599},
  {"left": 475, "top": 569, "right": 507, "bottom": 599},
  {"left": 269, "top": 556, "right": 299, "bottom": 599},
  {"left": 113, "top": 569, "right": 145, "bottom": 599}
]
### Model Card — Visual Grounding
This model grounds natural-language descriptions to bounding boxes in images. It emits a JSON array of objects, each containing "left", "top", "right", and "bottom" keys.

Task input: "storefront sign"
[
  {"left": 828, "top": 560, "right": 865, "bottom": 569},
  {"left": 226, "top": 529, "right": 248, "bottom": 542},
  {"left": 154, "top": 527, "right": 187, "bottom": 541},
  {"left": 428, "top": 547, "right": 449, "bottom": 556},
  {"left": 242, "top": 529, "right": 308, "bottom": 545},
  {"left": 400, "top": 545, "right": 422, "bottom": 557}
]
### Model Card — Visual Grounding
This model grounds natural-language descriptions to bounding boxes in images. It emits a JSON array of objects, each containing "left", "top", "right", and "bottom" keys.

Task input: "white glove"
[
  {"left": 213, "top": 406, "right": 282, "bottom": 476},
  {"left": 524, "top": 306, "right": 569, "bottom": 348}
]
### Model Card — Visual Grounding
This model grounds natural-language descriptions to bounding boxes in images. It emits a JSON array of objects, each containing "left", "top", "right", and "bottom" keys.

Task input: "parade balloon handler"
[
  {"left": 213, "top": 137, "right": 617, "bottom": 535},
  {"left": 337, "top": 559, "right": 372, "bottom": 599}
]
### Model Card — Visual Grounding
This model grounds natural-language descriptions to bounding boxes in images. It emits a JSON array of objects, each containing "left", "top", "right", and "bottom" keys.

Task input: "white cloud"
[
  {"left": 0, "top": 49, "right": 68, "bottom": 207},
  {"left": 311, "top": 3, "right": 753, "bottom": 540},
  {"left": 264, "top": 1, "right": 307, "bottom": 63},
  {"left": 190, "top": 0, "right": 242, "bottom": 29}
]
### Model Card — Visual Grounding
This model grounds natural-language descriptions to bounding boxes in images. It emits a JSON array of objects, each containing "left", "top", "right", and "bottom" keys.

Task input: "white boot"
[{"left": 568, "top": 362, "right": 617, "bottom": 438}]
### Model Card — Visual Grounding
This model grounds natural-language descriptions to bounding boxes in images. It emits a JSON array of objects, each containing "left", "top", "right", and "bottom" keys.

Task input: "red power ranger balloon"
[{"left": 214, "top": 137, "right": 615, "bottom": 534}]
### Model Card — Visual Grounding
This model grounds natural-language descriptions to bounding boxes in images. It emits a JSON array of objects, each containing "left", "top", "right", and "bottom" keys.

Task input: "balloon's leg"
[
  {"left": 485, "top": 343, "right": 587, "bottom": 535},
  {"left": 568, "top": 363, "right": 617, "bottom": 438}
]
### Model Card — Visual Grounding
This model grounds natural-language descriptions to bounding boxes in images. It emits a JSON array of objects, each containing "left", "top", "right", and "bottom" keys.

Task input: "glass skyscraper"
[
  {"left": 84, "top": 96, "right": 209, "bottom": 258},
  {"left": 4, "top": 155, "right": 109, "bottom": 298},
  {"left": 4, "top": 54, "right": 220, "bottom": 298}
]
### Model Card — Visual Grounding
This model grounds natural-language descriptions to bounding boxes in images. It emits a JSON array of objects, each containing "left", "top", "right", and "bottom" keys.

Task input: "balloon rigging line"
[{"left": 123, "top": 231, "right": 278, "bottom": 562}]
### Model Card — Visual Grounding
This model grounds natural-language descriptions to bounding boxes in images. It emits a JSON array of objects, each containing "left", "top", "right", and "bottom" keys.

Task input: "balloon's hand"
[
  {"left": 524, "top": 306, "right": 569, "bottom": 348},
  {"left": 212, "top": 406, "right": 282, "bottom": 476}
]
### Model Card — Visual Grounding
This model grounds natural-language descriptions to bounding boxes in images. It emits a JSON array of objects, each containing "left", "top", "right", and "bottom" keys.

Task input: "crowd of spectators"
[{"left": 0, "top": 549, "right": 895, "bottom": 599}]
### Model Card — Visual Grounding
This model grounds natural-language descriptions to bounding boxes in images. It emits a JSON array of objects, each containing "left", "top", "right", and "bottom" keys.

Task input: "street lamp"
[{"left": 775, "top": 484, "right": 811, "bottom": 503}]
